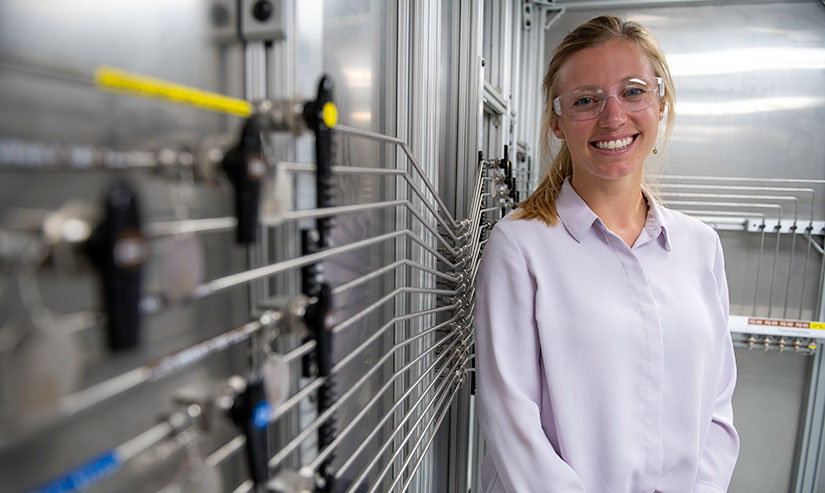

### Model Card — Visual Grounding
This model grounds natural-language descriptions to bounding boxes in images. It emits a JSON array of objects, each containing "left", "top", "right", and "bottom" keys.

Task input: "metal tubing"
[
  {"left": 332, "top": 259, "right": 456, "bottom": 297},
  {"left": 30, "top": 406, "right": 199, "bottom": 491},
  {"left": 331, "top": 352, "right": 460, "bottom": 476},
  {"left": 267, "top": 327, "right": 462, "bottom": 471},
  {"left": 333, "top": 311, "right": 458, "bottom": 374},
  {"left": 664, "top": 191, "right": 801, "bottom": 316},
  {"left": 189, "top": 228, "right": 458, "bottom": 303},
  {"left": 35, "top": 316, "right": 268, "bottom": 433},
  {"left": 206, "top": 435, "right": 246, "bottom": 469},
  {"left": 807, "top": 235, "right": 825, "bottom": 256},
  {"left": 272, "top": 199, "right": 407, "bottom": 223},
  {"left": 278, "top": 198, "right": 459, "bottom": 255},
  {"left": 667, "top": 201, "right": 782, "bottom": 315},
  {"left": 145, "top": 217, "right": 236, "bottom": 237},
  {"left": 367, "top": 352, "right": 467, "bottom": 493},
  {"left": 331, "top": 287, "right": 456, "bottom": 335},
  {"left": 676, "top": 210, "right": 768, "bottom": 315},
  {"left": 279, "top": 161, "right": 406, "bottom": 176},
  {"left": 397, "top": 382, "right": 465, "bottom": 493},
  {"left": 231, "top": 480, "right": 254, "bottom": 493},
  {"left": 267, "top": 311, "right": 456, "bottom": 426},
  {"left": 192, "top": 230, "right": 408, "bottom": 299},
  {"left": 335, "top": 125, "right": 459, "bottom": 229},
  {"left": 283, "top": 340, "right": 316, "bottom": 363},
  {"left": 268, "top": 377, "right": 325, "bottom": 424},
  {"left": 657, "top": 174, "right": 825, "bottom": 185},
  {"left": 346, "top": 364, "right": 464, "bottom": 492},
  {"left": 0, "top": 137, "right": 159, "bottom": 171},
  {"left": 310, "top": 321, "right": 465, "bottom": 470}
]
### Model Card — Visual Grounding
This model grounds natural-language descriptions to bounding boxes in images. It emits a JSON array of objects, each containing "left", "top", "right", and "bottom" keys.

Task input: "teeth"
[{"left": 595, "top": 136, "right": 633, "bottom": 150}]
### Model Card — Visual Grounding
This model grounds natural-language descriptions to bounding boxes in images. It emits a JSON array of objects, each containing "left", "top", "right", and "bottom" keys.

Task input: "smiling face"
[{"left": 551, "top": 38, "right": 664, "bottom": 186}]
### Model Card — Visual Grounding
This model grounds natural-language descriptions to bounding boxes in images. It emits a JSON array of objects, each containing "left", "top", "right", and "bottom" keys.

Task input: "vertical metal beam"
[
  {"left": 393, "top": 2, "right": 412, "bottom": 490},
  {"left": 795, "top": 251, "right": 825, "bottom": 492},
  {"left": 455, "top": 0, "right": 485, "bottom": 222}
]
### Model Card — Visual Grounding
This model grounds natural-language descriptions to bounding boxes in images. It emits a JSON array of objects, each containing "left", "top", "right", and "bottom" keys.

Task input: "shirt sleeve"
[
  {"left": 694, "top": 234, "right": 740, "bottom": 492},
  {"left": 475, "top": 222, "right": 587, "bottom": 493}
]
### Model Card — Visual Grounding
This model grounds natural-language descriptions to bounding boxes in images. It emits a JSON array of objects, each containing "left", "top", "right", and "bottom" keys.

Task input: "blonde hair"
[{"left": 514, "top": 15, "right": 675, "bottom": 225}]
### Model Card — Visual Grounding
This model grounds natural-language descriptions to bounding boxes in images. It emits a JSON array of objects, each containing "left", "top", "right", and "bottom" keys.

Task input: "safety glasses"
[{"left": 553, "top": 77, "right": 664, "bottom": 121}]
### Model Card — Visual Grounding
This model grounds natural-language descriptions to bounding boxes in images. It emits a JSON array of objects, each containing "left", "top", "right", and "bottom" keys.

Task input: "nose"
[{"left": 598, "top": 95, "right": 627, "bottom": 127}]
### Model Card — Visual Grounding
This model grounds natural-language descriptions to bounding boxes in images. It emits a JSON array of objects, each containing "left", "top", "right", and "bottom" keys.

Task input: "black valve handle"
[
  {"left": 298, "top": 76, "right": 338, "bottom": 491},
  {"left": 222, "top": 116, "right": 266, "bottom": 244},
  {"left": 302, "top": 75, "right": 336, "bottom": 249},
  {"left": 503, "top": 144, "right": 516, "bottom": 201},
  {"left": 230, "top": 376, "right": 271, "bottom": 485},
  {"left": 87, "top": 181, "right": 146, "bottom": 351}
]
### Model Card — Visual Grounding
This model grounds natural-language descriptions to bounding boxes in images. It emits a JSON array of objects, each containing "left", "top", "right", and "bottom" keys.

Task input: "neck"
[{"left": 570, "top": 172, "right": 648, "bottom": 246}]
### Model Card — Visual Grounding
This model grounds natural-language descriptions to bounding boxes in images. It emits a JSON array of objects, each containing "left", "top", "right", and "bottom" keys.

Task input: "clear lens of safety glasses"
[{"left": 553, "top": 77, "right": 664, "bottom": 121}]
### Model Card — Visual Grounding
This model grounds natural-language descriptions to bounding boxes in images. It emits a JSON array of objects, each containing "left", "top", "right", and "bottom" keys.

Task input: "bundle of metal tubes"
[{"left": 0, "top": 111, "right": 517, "bottom": 491}]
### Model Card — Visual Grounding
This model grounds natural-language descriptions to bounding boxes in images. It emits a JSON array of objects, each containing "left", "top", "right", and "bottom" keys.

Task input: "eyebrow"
[{"left": 563, "top": 76, "right": 653, "bottom": 93}]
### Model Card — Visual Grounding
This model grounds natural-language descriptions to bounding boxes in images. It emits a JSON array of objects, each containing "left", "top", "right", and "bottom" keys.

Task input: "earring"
[{"left": 652, "top": 146, "right": 658, "bottom": 155}]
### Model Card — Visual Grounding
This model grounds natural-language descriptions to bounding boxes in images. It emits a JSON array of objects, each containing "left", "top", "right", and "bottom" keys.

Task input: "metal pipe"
[
  {"left": 332, "top": 259, "right": 456, "bottom": 296},
  {"left": 346, "top": 361, "right": 464, "bottom": 492},
  {"left": 309, "top": 322, "right": 465, "bottom": 470},
  {"left": 664, "top": 191, "right": 801, "bottom": 317},
  {"left": 30, "top": 315, "right": 270, "bottom": 437},
  {"left": 657, "top": 174, "right": 825, "bottom": 185},
  {"left": 677, "top": 210, "right": 768, "bottom": 315},
  {"left": 279, "top": 161, "right": 406, "bottom": 177},
  {"left": 31, "top": 405, "right": 200, "bottom": 491},
  {"left": 266, "top": 310, "right": 457, "bottom": 425},
  {"left": 806, "top": 235, "right": 825, "bottom": 256},
  {"left": 205, "top": 435, "right": 246, "bottom": 469},
  {"left": 267, "top": 327, "right": 462, "bottom": 470},
  {"left": 231, "top": 480, "right": 254, "bottom": 493},
  {"left": 191, "top": 230, "right": 408, "bottom": 300},
  {"left": 333, "top": 311, "right": 458, "bottom": 374},
  {"left": 335, "top": 125, "right": 459, "bottom": 229},
  {"left": 328, "top": 341, "right": 465, "bottom": 476},
  {"left": 267, "top": 377, "right": 325, "bottom": 424},
  {"left": 366, "top": 353, "right": 467, "bottom": 493},
  {"left": 667, "top": 201, "right": 783, "bottom": 315},
  {"left": 331, "top": 287, "right": 455, "bottom": 335},
  {"left": 0, "top": 137, "right": 160, "bottom": 171},
  {"left": 273, "top": 199, "right": 406, "bottom": 223},
  {"left": 283, "top": 340, "right": 316, "bottom": 363},
  {"left": 145, "top": 217, "right": 236, "bottom": 237},
  {"left": 397, "top": 381, "right": 465, "bottom": 493}
]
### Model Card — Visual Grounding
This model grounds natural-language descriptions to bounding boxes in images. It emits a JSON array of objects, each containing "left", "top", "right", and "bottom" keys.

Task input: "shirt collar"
[{"left": 556, "top": 177, "right": 672, "bottom": 251}]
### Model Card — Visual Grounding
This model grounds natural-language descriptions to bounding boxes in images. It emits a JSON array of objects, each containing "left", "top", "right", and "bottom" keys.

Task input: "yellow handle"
[{"left": 94, "top": 66, "right": 252, "bottom": 117}]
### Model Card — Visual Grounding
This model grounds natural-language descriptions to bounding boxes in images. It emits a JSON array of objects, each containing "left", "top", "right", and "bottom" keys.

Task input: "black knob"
[{"left": 252, "top": 0, "right": 272, "bottom": 22}]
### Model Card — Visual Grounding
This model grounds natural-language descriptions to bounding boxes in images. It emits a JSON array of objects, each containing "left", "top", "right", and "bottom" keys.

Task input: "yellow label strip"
[
  {"left": 748, "top": 317, "right": 825, "bottom": 331},
  {"left": 94, "top": 66, "right": 252, "bottom": 117}
]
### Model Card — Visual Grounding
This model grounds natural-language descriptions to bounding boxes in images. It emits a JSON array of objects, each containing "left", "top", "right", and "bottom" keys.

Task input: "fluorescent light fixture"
[
  {"left": 676, "top": 96, "right": 824, "bottom": 116},
  {"left": 668, "top": 47, "right": 825, "bottom": 76}
]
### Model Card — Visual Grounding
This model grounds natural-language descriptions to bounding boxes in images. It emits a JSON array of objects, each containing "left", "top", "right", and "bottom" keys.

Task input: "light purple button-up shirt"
[{"left": 475, "top": 178, "right": 739, "bottom": 493}]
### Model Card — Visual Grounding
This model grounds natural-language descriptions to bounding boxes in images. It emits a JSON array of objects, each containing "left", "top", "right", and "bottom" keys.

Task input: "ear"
[
  {"left": 658, "top": 102, "right": 665, "bottom": 121},
  {"left": 551, "top": 120, "right": 565, "bottom": 140}
]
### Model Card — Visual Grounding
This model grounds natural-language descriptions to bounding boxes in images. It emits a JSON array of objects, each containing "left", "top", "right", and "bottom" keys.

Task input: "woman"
[{"left": 475, "top": 15, "right": 739, "bottom": 493}]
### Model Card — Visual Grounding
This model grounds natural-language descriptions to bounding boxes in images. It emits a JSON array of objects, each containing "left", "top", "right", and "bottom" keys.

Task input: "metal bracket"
[
  {"left": 240, "top": 0, "right": 286, "bottom": 41},
  {"left": 745, "top": 219, "right": 825, "bottom": 235},
  {"left": 543, "top": 7, "right": 566, "bottom": 30}
]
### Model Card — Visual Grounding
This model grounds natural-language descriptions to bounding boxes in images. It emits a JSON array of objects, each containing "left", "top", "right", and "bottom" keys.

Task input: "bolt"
[{"left": 252, "top": 0, "right": 273, "bottom": 22}]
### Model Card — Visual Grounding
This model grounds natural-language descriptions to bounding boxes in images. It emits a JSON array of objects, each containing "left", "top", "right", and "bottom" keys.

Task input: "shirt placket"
[{"left": 601, "top": 227, "right": 665, "bottom": 492}]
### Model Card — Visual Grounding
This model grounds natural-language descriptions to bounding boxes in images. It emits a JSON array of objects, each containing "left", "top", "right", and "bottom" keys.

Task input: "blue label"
[
  {"left": 252, "top": 400, "right": 271, "bottom": 430},
  {"left": 31, "top": 450, "right": 121, "bottom": 492}
]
